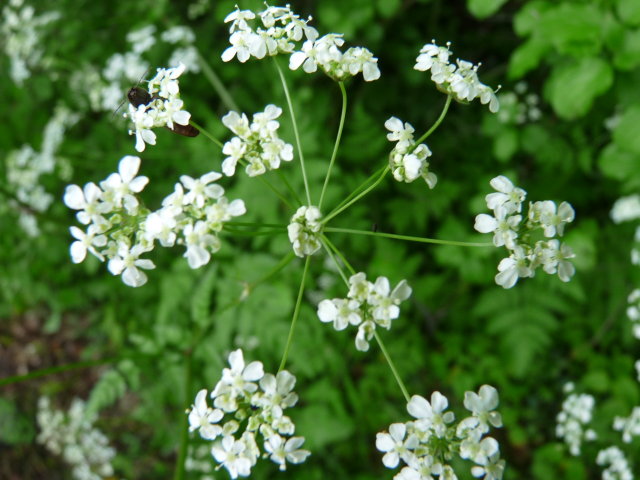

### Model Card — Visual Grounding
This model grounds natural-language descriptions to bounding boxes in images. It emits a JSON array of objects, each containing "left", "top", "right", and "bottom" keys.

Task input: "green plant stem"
[
  {"left": 277, "top": 170, "right": 303, "bottom": 207},
  {"left": 413, "top": 95, "right": 453, "bottom": 147},
  {"left": 189, "top": 120, "right": 224, "bottom": 149},
  {"left": 174, "top": 352, "right": 193, "bottom": 480},
  {"left": 329, "top": 164, "right": 388, "bottom": 215},
  {"left": 321, "top": 238, "right": 349, "bottom": 285},
  {"left": 324, "top": 227, "right": 493, "bottom": 247},
  {"left": 374, "top": 330, "right": 410, "bottom": 403},
  {"left": 256, "top": 174, "right": 292, "bottom": 208},
  {"left": 196, "top": 50, "right": 240, "bottom": 112},
  {"left": 322, "top": 166, "right": 389, "bottom": 224},
  {"left": 319, "top": 82, "right": 348, "bottom": 209},
  {"left": 321, "top": 234, "right": 356, "bottom": 276},
  {"left": 273, "top": 58, "right": 312, "bottom": 205},
  {"left": 278, "top": 256, "right": 311, "bottom": 372},
  {"left": 0, "top": 358, "right": 115, "bottom": 387},
  {"left": 225, "top": 221, "right": 286, "bottom": 228}
]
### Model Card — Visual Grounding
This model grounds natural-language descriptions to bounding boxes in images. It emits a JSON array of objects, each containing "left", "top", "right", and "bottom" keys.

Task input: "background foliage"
[{"left": 1, "top": 0, "right": 639, "bottom": 478}]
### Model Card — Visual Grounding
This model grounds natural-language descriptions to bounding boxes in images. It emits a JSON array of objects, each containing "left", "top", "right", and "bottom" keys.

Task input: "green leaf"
[
  {"left": 466, "top": 0, "right": 508, "bottom": 19},
  {"left": 513, "top": 1, "right": 554, "bottom": 37},
  {"left": 0, "top": 398, "right": 34, "bottom": 445},
  {"left": 538, "top": 4, "right": 604, "bottom": 56},
  {"left": 508, "top": 38, "right": 550, "bottom": 79},
  {"left": 545, "top": 57, "right": 613, "bottom": 119},
  {"left": 191, "top": 265, "right": 218, "bottom": 328},
  {"left": 493, "top": 128, "right": 519, "bottom": 162},
  {"left": 613, "top": 29, "right": 640, "bottom": 70},
  {"left": 616, "top": 0, "right": 640, "bottom": 26},
  {"left": 613, "top": 105, "right": 640, "bottom": 154}
]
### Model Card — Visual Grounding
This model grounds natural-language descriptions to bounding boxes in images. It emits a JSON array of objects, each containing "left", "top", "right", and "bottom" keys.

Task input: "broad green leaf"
[
  {"left": 508, "top": 38, "right": 550, "bottom": 79},
  {"left": 613, "top": 105, "right": 640, "bottom": 154},
  {"left": 614, "top": 29, "right": 640, "bottom": 70},
  {"left": 538, "top": 4, "right": 604, "bottom": 56},
  {"left": 493, "top": 128, "right": 519, "bottom": 162},
  {"left": 616, "top": 0, "right": 640, "bottom": 26},
  {"left": 513, "top": 0, "right": 554, "bottom": 37},
  {"left": 545, "top": 57, "right": 613, "bottom": 119},
  {"left": 466, "top": 0, "right": 508, "bottom": 19},
  {"left": 598, "top": 143, "right": 639, "bottom": 181}
]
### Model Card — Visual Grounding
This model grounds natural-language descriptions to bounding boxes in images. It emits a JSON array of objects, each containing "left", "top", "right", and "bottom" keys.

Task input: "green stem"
[
  {"left": 319, "top": 82, "right": 348, "bottom": 209},
  {"left": 189, "top": 120, "right": 224, "bottom": 149},
  {"left": 324, "top": 227, "right": 493, "bottom": 247},
  {"left": 323, "top": 166, "right": 389, "bottom": 224},
  {"left": 322, "top": 234, "right": 356, "bottom": 276},
  {"left": 321, "top": 238, "right": 349, "bottom": 286},
  {"left": 278, "top": 256, "right": 311, "bottom": 372},
  {"left": 273, "top": 58, "right": 312, "bottom": 206},
  {"left": 276, "top": 170, "right": 303, "bottom": 207},
  {"left": 0, "top": 358, "right": 114, "bottom": 387},
  {"left": 225, "top": 221, "right": 286, "bottom": 228},
  {"left": 413, "top": 95, "right": 452, "bottom": 147},
  {"left": 374, "top": 330, "right": 410, "bottom": 403},
  {"left": 174, "top": 352, "right": 193, "bottom": 480},
  {"left": 256, "top": 174, "right": 292, "bottom": 208},
  {"left": 197, "top": 50, "right": 240, "bottom": 112},
  {"left": 330, "top": 164, "right": 387, "bottom": 215}
]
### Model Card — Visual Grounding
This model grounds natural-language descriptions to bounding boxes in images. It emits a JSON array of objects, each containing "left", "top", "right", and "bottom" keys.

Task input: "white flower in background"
[
  {"left": 188, "top": 349, "right": 310, "bottom": 476},
  {"left": 107, "top": 241, "right": 155, "bottom": 287},
  {"left": 126, "top": 24, "right": 156, "bottom": 53},
  {"left": 221, "top": 105, "right": 293, "bottom": 177},
  {"left": 317, "top": 272, "right": 411, "bottom": 351},
  {"left": 377, "top": 386, "right": 504, "bottom": 480},
  {"left": 385, "top": 116, "right": 437, "bottom": 187},
  {"left": 613, "top": 406, "right": 640, "bottom": 444},
  {"left": 627, "top": 289, "right": 640, "bottom": 339},
  {"left": 596, "top": 446, "right": 633, "bottom": 480},
  {"left": 415, "top": 40, "right": 499, "bottom": 113},
  {"left": 474, "top": 175, "right": 576, "bottom": 288},
  {"left": 37, "top": 397, "right": 116, "bottom": 480},
  {"left": 288, "top": 206, "right": 323, "bottom": 257},
  {"left": 611, "top": 195, "right": 640, "bottom": 224},
  {"left": 555, "top": 383, "right": 597, "bottom": 456},
  {"left": 100, "top": 155, "right": 149, "bottom": 214}
]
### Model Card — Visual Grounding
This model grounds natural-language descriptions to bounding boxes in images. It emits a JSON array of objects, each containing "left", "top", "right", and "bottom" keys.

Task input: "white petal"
[{"left": 474, "top": 214, "right": 497, "bottom": 233}]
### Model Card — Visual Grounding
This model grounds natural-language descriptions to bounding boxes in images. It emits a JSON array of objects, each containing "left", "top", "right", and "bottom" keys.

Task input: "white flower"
[
  {"left": 495, "top": 247, "right": 533, "bottom": 289},
  {"left": 69, "top": 225, "right": 107, "bottom": 263},
  {"left": 287, "top": 206, "right": 323, "bottom": 257},
  {"left": 143, "top": 207, "right": 178, "bottom": 247},
  {"left": 485, "top": 175, "right": 525, "bottom": 215},
  {"left": 317, "top": 298, "right": 361, "bottom": 330},
  {"left": 182, "top": 221, "right": 221, "bottom": 269},
  {"left": 188, "top": 390, "right": 224, "bottom": 440},
  {"left": 462, "top": 385, "right": 502, "bottom": 434},
  {"left": 212, "top": 349, "right": 265, "bottom": 412},
  {"left": 611, "top": 195, "right": 640, "bottom": 223},
  {"left": 100, "top": 155, "right": 149, "bottom": 214},
  {"left": 407, "top": 392, "right": 454, "bottom": 437},
  {"left": 613, "top": 406, "right": 640, "bottom": 444},
  {"left": 375, "top": 423, "right": 418, "bottom": 468},
  {"left": 180, "top": 172, "right": 224, "bottom": 208},
  {"left": 211, "top": 434, "right": 256, "bottom": 479},
  {"left": 63, "top": 182, "right": 110, "bottom": 225},
  {"left": 107, "top": 242, "right": 155, "bottom": 287},
  {"left": 264, "top": 434, "right": 311, "bottom": 471}
]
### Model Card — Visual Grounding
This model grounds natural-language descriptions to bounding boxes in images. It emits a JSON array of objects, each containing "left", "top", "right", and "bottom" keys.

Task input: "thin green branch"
[
  {"left": 321, "top": 237, "right": 349, "bottom": 286},
  {"left": 278, "top": 256, "right": 311, "bottom": 372},
  {"left": 273, "top": 58, "right": 312, "bottom": 205},
  {"left": 255, "top": 174, "right": 293, "bottom": 208},
  {"left": 413, "top": 94, "right": 453, "bottom": 147},
  {"left": 196, "top": 50, "right": 240, "bottom": 112},
  {"left": 322, "top": 234, "right": 356, "bottom": 276},
  {"left": 319, "top": 81, "right": 348, "bottom": 209},
  {"left": 324, "top": 227, "right": 493, "bottom": 247},
  {"left": 189, "top": 120, "right": 224, "bottom": 149},
  {"left": 374, "top": 330, "right": 410, "bottom": 403}
]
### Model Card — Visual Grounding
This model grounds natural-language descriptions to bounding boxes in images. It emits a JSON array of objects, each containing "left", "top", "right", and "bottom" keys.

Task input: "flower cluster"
[
  {"left": 414, "top": 41, "right": 499, "bottom": 113},
  {"left": 555, "top": 382, "right": 597, "bottom": 456},
  {"left": 596, "top": 446, "right": 633, "bottom": 480},
  {"left": 221, "top": 105, "right": 294, "bottom": 177},
  {"left": 37, "top": 397, "right": 116, "bottom": 480},
  {"left": 220, "top": 4, "right": 380, "bottom": 82},
  {"left": 222, "top": 5, "right": 317, "bottom": 62},
  {"left": 188, "top": 349, "right": 310, "bottom": 478},
  {"left": 376, "top": 386, "right": 504, "bottom": 480},
  {"left": 626, "top": 289, "right": 640, "bottom": 339},
  {"left": 64, "top": 155, "right": 245, "bottom": 287},
  {"left": 495, "top": 82, "right": 541, "bottom": 126},
  {"left": 474, "top": 175, "right": 576, "bottom": 288},
  {"left": 318, "top": 272, "right": 411, "bottom": 351},
  {"left": 7, "top": 106, "right": 78, "bottom": 236},
  {"left": 287, "top": 206, "right": 323, "bottom": 257},
  {"left": 611, "top": 195, "right": 640, "bottom": 224},
  {"left": 384, "top": 116, "right": 437, "bottom": 187},
  {"left": 124, "top": 63, "right": 195, "bottom": 152},
  {"left": 1, "top": 0, "right": 60, "bottom": 84},
  {"left": 289, "top": 33, "right": 381, "bottom": 82},
  {"left": 613, "top": 407, "right": 640, "bottom": 444}
]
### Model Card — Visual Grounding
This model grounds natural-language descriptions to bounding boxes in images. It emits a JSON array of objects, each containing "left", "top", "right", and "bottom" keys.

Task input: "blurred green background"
[{"left": 1, "top": 0, "right": 639, "bottom": 478}]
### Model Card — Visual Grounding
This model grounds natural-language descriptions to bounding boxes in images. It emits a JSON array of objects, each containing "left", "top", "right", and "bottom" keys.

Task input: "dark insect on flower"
[{"left": 127, "top": 86, "right": 200, "bottom": 138}]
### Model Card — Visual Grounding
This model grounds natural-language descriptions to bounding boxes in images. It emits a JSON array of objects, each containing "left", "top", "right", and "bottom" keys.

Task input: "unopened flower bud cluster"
[
  {"left": 37, "top": 397, "right": 116, "bottom": 480},
  {"left": 555, "top": 382, "right": 597, "bottom": 456},
  {"left": 64, "top": 155, "right": 245, "bottom": 287},
  {"left": 188, "top": 349, "right": 310, "bottom": 478},
  {"left": 287, "top": 206, "right": 323, "bottom": 257},
  {"left": 474, "top": 175, "right": 576, "bottom": 288},
  {"left": 415, "top": 41, "right": 499, "bottom": 113},
  {"left": 376, "top": 386, "right": 504, "bottom": 480},
  {"left": 221, "top": 105, "right": 294, "bottom": 177},
  {"left": 318, "top": 272, "right": 411, "bottom": 352},
  {"left": 384, "top": 117, "right": 437, "bottom": 187},
  {"left": 221, "top": 4, "right": 380, "bottom": 82},
  {"left": 124, "top": 63, "right": 194, "bottom": 152}
]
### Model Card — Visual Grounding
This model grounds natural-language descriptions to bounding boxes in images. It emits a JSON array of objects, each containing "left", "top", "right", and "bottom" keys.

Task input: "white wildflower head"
[
  {"left": 221, "top": 105, "right": 294, "bottom": 177},
  {"left": 385, "top": 116, "right": 437, "bottom": 187},
  {"left": 613, "top": 406, "right": 640, "bottom": 444},
  {"left": 377, "top": 386, "right": 504, "bottom": 479},
  {"left": 555, "top": 382, "right": 597, "bottom": 456},
  {"left": 474, "top": 175, "right": 576, "bottom": 288},
  {"left": 317, "top": 272, "right": 411, "bottom": 351},
  {"left": 627, "top": 289, "right": 640, "bottom": 340},
  {"left": 611, "top": 195, "right": 640, "bottom": 224},
  {"left": 287, "top": 206, "right": 323, "bottom": 257},
  {"left": 188, "top": 349, "right": 310, "bottom": 477},
  {"left": 415, "top": 40, "right": 499, "bottom": 113},
  {"left": 596, "top": 446, "right": 633, "bottom": 480}
]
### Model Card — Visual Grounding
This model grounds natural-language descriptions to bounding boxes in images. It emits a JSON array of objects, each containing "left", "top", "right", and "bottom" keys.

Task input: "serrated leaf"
[
  {"left": 466, "top": 0, "right": 508, "bottom": 19},
  {"left": 545, "top": 57, "right": 613, "bottom": 119}
]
